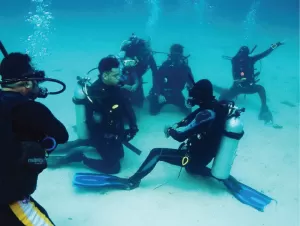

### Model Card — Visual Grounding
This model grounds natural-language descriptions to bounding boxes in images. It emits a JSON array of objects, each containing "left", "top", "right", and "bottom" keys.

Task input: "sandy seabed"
[{"left": 1, "top": 10, "right": 299, "bottom": 226}]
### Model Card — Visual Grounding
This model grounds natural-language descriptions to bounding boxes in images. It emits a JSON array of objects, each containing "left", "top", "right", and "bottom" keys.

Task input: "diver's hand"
[
  {"left": 158, "top": 95, "right": 166, "bottom": 104},
  {"left": 122, "top": 84, "right": 133, "bottom": 91},
  {"left": 271, "top": 41, "right": 285, "bottom": 49},
  {"left": 122, "top": 84, "right": 138, "bottom": 92},
  {"left": 130, "top": 83, "right": 138, "bottom": 92},
  {"left": 164, "top": 125, "right": 171, "bottom": 138},
  {"left": 277, "top": 40, "right": 285, "bottom": 46}
]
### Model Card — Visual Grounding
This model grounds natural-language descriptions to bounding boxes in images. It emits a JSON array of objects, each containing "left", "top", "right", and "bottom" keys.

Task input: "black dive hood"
[{"left": 0, "top": 41, "right": 66, "bottom": 98}]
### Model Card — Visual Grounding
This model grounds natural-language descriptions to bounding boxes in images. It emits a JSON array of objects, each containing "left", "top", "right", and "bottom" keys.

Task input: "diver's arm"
[
  {"left": 251, "top": 48, "right": 273, "bottom": 62},
  {"left": 168, "top": 110, "right": 216, "bottom": 142},
  {"left": 14, "top": 101, "right": 69, "bottom": 144},
  {"left": 252, "top": 42, "right": 283, "bottom": 62},
  {"left": 174, "top": 108, "right": 202, "bottom": 128}
]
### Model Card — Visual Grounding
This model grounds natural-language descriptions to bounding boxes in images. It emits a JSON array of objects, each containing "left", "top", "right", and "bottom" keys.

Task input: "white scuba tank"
[
  {"left": 73, "top": 82, "right": 90, "bottom": 140},
  {"left": 211, "top": 108, "right": 244, "bottom": 180}
]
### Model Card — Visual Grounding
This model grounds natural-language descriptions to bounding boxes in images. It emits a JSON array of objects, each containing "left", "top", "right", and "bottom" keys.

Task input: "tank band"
[{"left": 223, "top": 130, "right": 244, "bottom": 140}]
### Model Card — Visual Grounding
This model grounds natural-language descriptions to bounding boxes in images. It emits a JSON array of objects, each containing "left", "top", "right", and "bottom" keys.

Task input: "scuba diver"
[
  {"left": 122, "top": 79, "right": 241, "bottom": 187},
  {"left": 50, "top": 55, "right": 139, "bottom": 174},
  {"left": 0, "top": 42, "right": 68, "bottom": 225},
  {"left": 148, "top": 44, "right": 194, "bottom": 115},
  {"left": 119, "top": 33, "right": 158, "bottom": 108},
  {"left": 218, "top": 41, "right": 284, "bottom": 125},
  {"left": 73, "top": 79, "right": 276, "bottom": 212}
]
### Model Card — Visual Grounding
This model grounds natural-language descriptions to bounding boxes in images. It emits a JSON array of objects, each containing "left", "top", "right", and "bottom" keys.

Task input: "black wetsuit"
[
  {"left": 65, "top": 79, "right": 138, "bottom": 174},
  {"left": 219, "top": 47, "right": 275, "bottom": 113},
  {"left": 148, "top": 59, "right": 194, "bottom": 115},
  {"left": 124, "top": 51, "right": 158, "bottom": 108},
  {"left": 0, "top": 91, "right": 68, "bottom": 225},
  {"left": 129, "top": 100, "right": 229, "bottom": 184}
]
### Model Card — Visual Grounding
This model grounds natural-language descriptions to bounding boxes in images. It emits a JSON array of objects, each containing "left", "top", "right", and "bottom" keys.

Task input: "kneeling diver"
[
  {"left": 148, "top": 44, "right": 194, "bottom": 115},
  {"left": 0, "top": 42, "right": 68, "bottom": 225},
  {"left": 73, "top": 79, "right": 275, "bottom": 212},
  {"left": 50, "top": 55, "right": 139, "bottom": 174}
]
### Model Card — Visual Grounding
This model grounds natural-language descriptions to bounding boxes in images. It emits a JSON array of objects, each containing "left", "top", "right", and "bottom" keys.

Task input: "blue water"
[{"left": 0, "top": 1, "right": 299, "bottom": 226}]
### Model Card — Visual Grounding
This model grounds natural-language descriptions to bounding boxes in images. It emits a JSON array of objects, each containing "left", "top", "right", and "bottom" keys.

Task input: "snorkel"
[{"left": 0, "top": 41, "right": 66, "bottom": 98}]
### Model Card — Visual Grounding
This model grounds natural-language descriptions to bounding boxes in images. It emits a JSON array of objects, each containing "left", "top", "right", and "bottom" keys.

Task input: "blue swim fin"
[
  {"left": 73, "top": 173, "right": 131, "bottom": 190},
  {"left": 223, "top": 175, "right": 275, "bottom": 212}
]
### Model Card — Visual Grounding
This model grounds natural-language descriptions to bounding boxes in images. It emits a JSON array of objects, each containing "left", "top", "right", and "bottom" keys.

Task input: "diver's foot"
[
  {"left": 258, "top": 106, "right": 273, "bottom": 124},
  {"left": 126, "top": 178, "right": 140, "bottom": 190}
]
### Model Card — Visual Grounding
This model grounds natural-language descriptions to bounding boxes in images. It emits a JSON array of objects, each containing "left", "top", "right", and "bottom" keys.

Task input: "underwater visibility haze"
[{"left": 0, "top": 0, "right": 299, "bottom": 226}]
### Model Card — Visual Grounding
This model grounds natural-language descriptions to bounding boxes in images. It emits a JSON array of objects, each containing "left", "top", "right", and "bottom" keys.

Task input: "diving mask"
[{"left": 123, "top": 58, "right": 138, "bottom": 67}]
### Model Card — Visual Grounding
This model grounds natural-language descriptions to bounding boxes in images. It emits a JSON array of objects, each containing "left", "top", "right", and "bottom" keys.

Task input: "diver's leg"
[
  {"left": 129, "top": 148, "right": 186, "bottom": 184},
  {"left": 255, "top": 85, "right": 273, "bottom": 123},
  {"left": 185, "top": 154, "right": 215, "bottom": 177},
  {"left": 47, "top": 139, "right": 91, "bottom": 167},
  {"left": 82, "top": 138, "right": 123, "bottom": 174},
  {"left": 53, "top": 139, "right": 90, "bottom": 154},
  {"left": 254, "top": 84, "right": 267, "bottom": 107},
  {"left": 2, "top": 198, "right": 55, "bottom": 226}
]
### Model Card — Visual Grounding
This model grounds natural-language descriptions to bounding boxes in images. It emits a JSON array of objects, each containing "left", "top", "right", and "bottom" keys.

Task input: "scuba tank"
[
  {"left": 72, "top": 76, "right": 92, "bottom": 140},
  {"left": 211, "top": 103, "right": 245, "bottom": 180}
]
